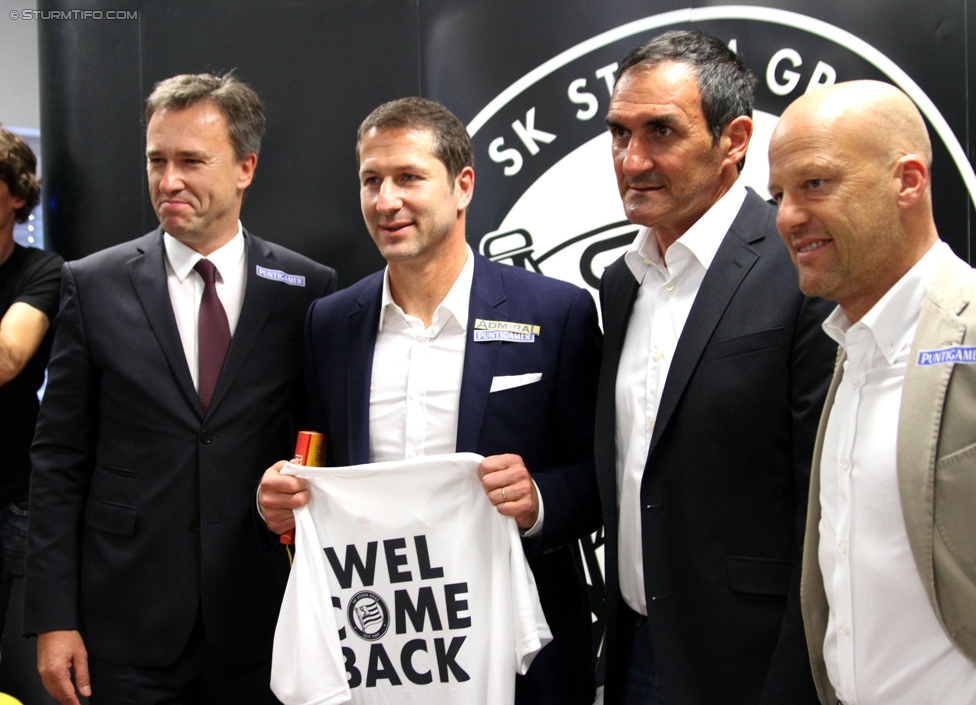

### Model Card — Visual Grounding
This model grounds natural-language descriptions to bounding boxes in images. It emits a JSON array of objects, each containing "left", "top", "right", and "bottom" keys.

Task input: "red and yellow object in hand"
[{"left": 280, "top": 431, "right": 326, "bottom": 545}]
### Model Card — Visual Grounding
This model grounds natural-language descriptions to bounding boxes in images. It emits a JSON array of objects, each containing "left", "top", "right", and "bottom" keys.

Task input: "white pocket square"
[{"left": 490, "top": 372, "right": 542, "bottom": 393}]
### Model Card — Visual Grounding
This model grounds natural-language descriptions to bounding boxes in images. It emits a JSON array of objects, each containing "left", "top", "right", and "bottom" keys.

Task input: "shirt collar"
[
  {"left": 379, "top": 245, "right": 475, "bottom": 332},
  {"left": 822, "top": 239, "right": 946, "bottom": 364},
  {"left": 624, "top": 183, "right": 747, "bottom": 283},
  {"left": 163, "top": 221, "right": 245, "bottom": 282}
]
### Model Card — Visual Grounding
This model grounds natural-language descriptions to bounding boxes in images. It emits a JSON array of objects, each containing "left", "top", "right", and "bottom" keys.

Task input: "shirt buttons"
[
  {"left": 838, "top": 540, "right": 849, "bottom": 554},
  {"left": 840, "top": 459, "right": 851, "bottom": 473},
  {"left": 653, "top": 349, "right": 664, "bottom": 361},
  {"left": 839, "top": 623, "right": 851, "bottom": 635},
  {"left": 665, "top": 282, "right": 675, "bottom": 292},
  {"left": 849, "top": 377, "right": 862, "bottom": 389}
]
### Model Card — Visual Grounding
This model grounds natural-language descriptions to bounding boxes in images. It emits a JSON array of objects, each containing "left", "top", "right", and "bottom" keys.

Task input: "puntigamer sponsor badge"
[
  {"left": 256, "top": 265, "right": 306, "bottom": 287},
  {"left": 917, "top": 346, "right": 976, "bottom": 366},
  {"left": 473, "top": 318, "right": 541, "bottom": 343}
]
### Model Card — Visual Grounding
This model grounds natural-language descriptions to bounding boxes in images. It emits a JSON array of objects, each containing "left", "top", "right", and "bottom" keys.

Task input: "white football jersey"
[{"left": 271, "top": 452, "right": 552, "bottom": 705}]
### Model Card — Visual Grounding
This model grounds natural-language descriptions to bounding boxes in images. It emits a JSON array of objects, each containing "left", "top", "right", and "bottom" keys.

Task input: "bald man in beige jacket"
[{"left": 768, "top": 80, "right": 976, "bottom": 704}]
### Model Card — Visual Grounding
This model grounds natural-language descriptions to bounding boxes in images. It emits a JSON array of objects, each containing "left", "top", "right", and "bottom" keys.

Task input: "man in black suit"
[
  {"left": 596, "top": 30, "right": 835, "bottom": 704},
  {"left": 25, "top": 73, "right": 336, "bottom": 704}
]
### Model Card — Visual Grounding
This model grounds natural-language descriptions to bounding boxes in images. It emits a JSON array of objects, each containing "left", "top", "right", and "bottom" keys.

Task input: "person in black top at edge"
[{"left": 0, "top": 126, "right": 62, "bottom": 642}]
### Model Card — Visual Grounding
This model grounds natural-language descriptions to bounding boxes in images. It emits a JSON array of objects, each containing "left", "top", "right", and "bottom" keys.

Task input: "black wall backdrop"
[
  {"left": 38, "top": 0, "right": 976, "bottom": 290},
  {"left": 18, "top": 3, "right": 975, "bottom": 699}
]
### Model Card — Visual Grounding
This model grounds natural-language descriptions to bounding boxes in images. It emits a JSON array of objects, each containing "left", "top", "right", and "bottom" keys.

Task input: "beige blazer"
[{"left": 800, "top": 249, "right": 976, "bottom": 704}]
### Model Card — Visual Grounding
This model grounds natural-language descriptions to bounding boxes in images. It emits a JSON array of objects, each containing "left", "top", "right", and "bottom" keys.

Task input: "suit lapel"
[
  {"left": 897, "top": 251, "right": 970, "bottom": 598},
  {"left": 206, "top": 231, "right": 281, "bottom": 416},
  {"left": 648, "top": 193, "right": 766, "bottom": 455},
  {"left": 127, "top": 229, "right": 200, "bottom": 414},
  {"left": 802, "top": 346, "right": 845, "bottom": 705},
  {"left": 456, "top": 255, "right": 506, "bottom": 453},
  {"left": 347, "top": 276, "right": 383, "bottom": 465},
  {"left": 595, "top": 260, "right": 639, "bottom": 532},
  {"left": 601, "top": 262, "right": 639, "bottom": 384}
]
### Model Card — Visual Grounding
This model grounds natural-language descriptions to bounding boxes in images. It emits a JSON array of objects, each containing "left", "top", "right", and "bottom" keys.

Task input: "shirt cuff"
[
  {"left": 256, "top": 489, "right": 268, "bottom": 523},
  {"left": 520, "top": 479, "right": 544, "bottom": 537}
]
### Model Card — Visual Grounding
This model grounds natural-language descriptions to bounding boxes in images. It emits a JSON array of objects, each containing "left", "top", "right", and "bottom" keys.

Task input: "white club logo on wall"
[{"left": 466, "top": 6, "right": 976, "bottom": 299}]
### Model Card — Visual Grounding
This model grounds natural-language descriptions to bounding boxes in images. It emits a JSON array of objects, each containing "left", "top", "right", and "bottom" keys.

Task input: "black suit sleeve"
[
  {"left": 255, "top": 265, "right": 337, "bottom": 549},
  {"left": 529, "top": 286, "right": 603, "bottom": 553},
  {"left": 24, "top": 263, "right": 96, "bottom": 635},
  {"left": 289, "top": 269, "right": 338, "bottom": 432},
  {"left": 760, "top": 293, "right": 836, "bottom": 705}
]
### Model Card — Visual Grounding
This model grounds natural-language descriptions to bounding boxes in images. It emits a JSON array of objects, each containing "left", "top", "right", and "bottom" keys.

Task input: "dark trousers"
[
  {"left": 0, "top": 499, "right": 29, "bottom": 641},
  {"left": 619, "top": 605, "right": 665, "bottom": 705},
  {"left": 87, "top": 612, "right": 280, "bottom": 705}
]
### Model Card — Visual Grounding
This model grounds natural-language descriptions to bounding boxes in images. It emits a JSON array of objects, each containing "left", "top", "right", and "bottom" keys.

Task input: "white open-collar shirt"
[
  {"left": 614, "top": 184, "right": 746, "bottom": 615},
  {"left": 819, "top": 240, "right": 976, "bottom": 705},
  {"left": 368, "top": 247, "right": 475, "bottom": 463}
]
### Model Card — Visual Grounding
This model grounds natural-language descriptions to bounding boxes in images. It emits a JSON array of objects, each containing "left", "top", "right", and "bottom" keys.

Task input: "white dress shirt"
[
  {"left": 819, "top": 240, "right": 976, "bottom": 705},
  {"left": 164, "top": 224, "right": 247, "bottom": 392},
  {"left": 614, "top": 184, "right": 746, "bottom": 615},
  {"left": 368, "top": 248, "right": 474, "bottom": 463},
  {"left": 368, "top": 247, "right": 545, "bottom": 535}
]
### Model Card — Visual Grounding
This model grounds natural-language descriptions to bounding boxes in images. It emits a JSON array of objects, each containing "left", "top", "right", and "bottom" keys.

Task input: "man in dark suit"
[
  {"left": 596, "top": 31, "right": 836, "bottom": 704},
  {"left": 25, "top": 73, "right": 336, "bottom": 705},
  {"left": 259, "top": 97, "right": 601, "bottom": 704}
]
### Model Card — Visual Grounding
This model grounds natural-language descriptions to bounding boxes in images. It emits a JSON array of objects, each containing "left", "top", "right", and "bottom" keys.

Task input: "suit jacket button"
[{"left": 200, "top": 430, "right": 214, "bottom": 444}]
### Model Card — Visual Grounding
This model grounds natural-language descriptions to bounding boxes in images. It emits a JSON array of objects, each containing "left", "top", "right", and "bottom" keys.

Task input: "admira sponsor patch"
[{"left": 473, "top": 318, "right": 540, "bottom": 343}]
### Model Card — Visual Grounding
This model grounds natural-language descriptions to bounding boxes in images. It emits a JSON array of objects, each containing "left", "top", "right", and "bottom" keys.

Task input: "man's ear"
[
  {"left": 894, "top": 154, "right": 928, "bottom": 209},
  {"left": 237, "top": 153, "right": 258, "bottom": 192},
  {"left": 455, "top": 165, "right": 475, "bottom": 211},
  {"left": 723, "top": 115, "right": 753, "bottom": 168}
]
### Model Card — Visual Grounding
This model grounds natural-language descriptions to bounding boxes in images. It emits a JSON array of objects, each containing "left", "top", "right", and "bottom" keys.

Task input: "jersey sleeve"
[
  {"left": 271, "top": 494, "right": 351, "bottom": 705},
  {"left": 507, "top": 520, "right": 552, "bottom": 674}
]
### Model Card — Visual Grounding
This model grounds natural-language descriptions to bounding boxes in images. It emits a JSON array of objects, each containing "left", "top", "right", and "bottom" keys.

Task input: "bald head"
[
  {"left": 767, "top": 80, "right": 939, "bottom": 322},
  {"left": 778, "top": 80, "right": 931, "bottom": 174}
]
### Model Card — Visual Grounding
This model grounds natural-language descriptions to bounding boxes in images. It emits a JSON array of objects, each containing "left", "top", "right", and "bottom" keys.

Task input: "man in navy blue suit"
[{"left": 259, "top": 97, "right": 602, "bottom": 704}]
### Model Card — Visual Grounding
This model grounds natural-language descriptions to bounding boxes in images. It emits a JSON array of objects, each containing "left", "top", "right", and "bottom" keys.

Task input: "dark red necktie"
[{"left": 194, "top": 258, "right": 231, "bottom": 413}]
